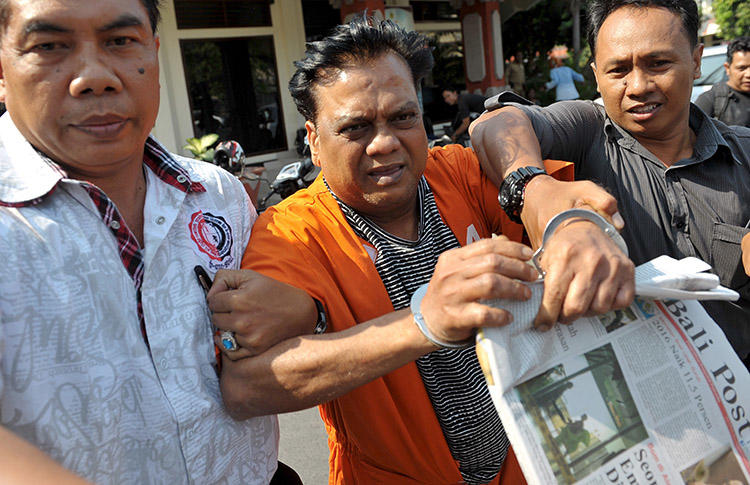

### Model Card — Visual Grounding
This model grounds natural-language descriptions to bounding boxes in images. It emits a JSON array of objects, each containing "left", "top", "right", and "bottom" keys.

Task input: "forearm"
[
  {"left": 0, "top": 427, "right": 89, "bottom": 484},
  {"left": 469, "top": 106, "right": 546, "bottom": 188},
  {"left": 221, "top": 308, "right": 433, "bottom": 419},
  {"left": 453, "top": 117, "right": 471, "bottom": 139}
]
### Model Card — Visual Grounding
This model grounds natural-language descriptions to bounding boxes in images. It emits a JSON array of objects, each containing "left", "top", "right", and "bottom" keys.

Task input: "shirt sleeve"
[
  {"left": 694, "top": 89, "right": 715, "bottom": 116},
  {"left": 512, "top": 100, "right": 607, "bottom": 170},
  {"left": 545, "top": 69, "right": 559, "bottom": 90},
  {"left": 457, "top": 96, "right": 471, "bottom": 120},
  {"left": 572, "top": 69, "right": 585, "bottom": 83}
]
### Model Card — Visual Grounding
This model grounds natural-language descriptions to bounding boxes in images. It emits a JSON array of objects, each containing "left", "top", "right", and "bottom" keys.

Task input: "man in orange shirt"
[{"left": 208, "top": 18, "right": 634, "bottom": 484}]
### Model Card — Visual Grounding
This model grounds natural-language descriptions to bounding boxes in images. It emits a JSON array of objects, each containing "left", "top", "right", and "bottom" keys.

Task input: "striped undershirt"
[{"left": 328, "top": 177, "right": 509, "bottom": 485}]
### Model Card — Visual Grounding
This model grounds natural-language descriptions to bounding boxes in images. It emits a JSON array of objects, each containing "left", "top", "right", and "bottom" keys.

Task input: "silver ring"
[{"left": 220, "top": 330, "right": 239, "bottom": 352}]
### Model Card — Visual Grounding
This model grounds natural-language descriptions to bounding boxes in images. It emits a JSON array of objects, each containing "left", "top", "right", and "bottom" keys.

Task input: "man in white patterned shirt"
[{"left": 0, "top": 0, "right": 312, "bottom": 482}]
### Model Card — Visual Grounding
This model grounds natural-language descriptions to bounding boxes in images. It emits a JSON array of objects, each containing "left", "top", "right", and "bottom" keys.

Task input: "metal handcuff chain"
[{"left": 531, "top": 209, "right": 629, "bottom": 278}]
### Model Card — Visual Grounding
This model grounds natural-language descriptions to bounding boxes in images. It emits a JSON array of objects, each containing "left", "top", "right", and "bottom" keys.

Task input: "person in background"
[
  {"left": 695, "top": 36, "right": 750, "bottom": 127},
  {"left": 507, "top": 52, "right": 527, "bottom": 96},
  {"left": 470, "top": 0, "right": 750, "bottom": 362},
  {"left": 545, "top": 46, "right": 585, "bottom": 101},
  {"left": 0, "top": 0, "right": 310, "bottom": 482},
  {"left": 442, "top": 87, "right": 487, "bottom": 144},
  {"left": 208, "top": 17, "right": 633, "bottom": 485}
]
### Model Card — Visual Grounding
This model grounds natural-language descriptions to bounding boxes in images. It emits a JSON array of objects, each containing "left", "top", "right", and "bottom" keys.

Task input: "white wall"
[{"left": 152, "top": 0, "right": 307, "bottom": 163}]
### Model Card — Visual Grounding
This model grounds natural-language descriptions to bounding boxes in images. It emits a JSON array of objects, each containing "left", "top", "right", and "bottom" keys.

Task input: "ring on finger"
[{"left": 220, "top": 330, "right": 239, "bottom": 352}]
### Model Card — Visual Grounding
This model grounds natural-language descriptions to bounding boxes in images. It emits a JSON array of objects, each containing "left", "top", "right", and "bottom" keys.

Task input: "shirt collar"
[
  {"left": 0, "top": 113, "right": 205, "bottom": 207},
  {"left": 602, "top": 103, "right": 738, "bottom": 166}
]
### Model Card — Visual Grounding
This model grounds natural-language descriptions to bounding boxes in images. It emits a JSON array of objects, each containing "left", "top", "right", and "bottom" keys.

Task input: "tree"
[{"left": 713, "top": 0, "right": 750, "bottom": 40}]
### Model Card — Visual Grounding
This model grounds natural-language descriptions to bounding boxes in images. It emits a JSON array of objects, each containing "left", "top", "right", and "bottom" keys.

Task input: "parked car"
[{"left": 691, "top": 44, "right": 728, "bottom": 102}]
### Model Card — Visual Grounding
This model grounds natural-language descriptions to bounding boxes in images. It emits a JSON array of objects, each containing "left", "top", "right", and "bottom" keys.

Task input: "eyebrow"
[
  {"left": 333, "top": 101, "right": 421, "bottom": 124},
  {"left": 98, "top": 14, "right": 145, "bottom": 32},
  {"left": 21, "top": 14, "right": 144, "bottom": 37},
  {"left": 23, "top": 21, "right": 70, "bottom": 36}
]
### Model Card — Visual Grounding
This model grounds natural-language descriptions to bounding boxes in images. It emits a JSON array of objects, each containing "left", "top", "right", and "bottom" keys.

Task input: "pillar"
[{"left": 451, "top": 0, "right": 507, "bottom": 96}]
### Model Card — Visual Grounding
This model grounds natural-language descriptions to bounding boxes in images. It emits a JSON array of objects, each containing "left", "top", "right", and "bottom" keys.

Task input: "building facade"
[{"left": 153, "top": 0, "right": 519, "bottom": 163}]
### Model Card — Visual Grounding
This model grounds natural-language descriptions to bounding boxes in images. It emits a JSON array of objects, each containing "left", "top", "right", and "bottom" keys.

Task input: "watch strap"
[{"left": 313, "top": 298, "right": 327, "bottom": 334}]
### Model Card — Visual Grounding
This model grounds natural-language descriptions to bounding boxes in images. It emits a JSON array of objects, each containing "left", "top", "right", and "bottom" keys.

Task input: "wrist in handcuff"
[
  {"left": 531, "top": 209, "right": 629, "bottom": 277},
  {"left": 410, "top": 283, "right": 474, "bottom": 349}
]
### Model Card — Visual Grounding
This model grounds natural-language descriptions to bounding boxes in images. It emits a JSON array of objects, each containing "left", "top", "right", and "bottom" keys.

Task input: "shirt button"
[
  {"left": 176, "top": 174, "right": 188, "bottom": 183},
  {"left": 109, "top": 220, "right": 121, "bottom": 230},
  {"left": 155, "top": 216, "right": 166, "bottom": 225}
]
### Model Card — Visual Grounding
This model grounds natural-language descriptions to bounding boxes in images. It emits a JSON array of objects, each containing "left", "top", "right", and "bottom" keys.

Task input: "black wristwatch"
[
  {"left": 313, "top": 298, "right": 328, "bottom": 334},
  {"left": 498, "top": 166, "right": 547, "bottom": 223}
]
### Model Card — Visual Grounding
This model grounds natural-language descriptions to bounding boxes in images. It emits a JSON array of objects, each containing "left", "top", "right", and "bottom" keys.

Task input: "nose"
[
  {"left": 69, "top": 45, "right": 123, "bottom": 97},
  {"left": 624, "top": 68, "right": 651, "bottom": 97},
  {"left": 366, "top": 124, "right": 400, "bottom": 157}
]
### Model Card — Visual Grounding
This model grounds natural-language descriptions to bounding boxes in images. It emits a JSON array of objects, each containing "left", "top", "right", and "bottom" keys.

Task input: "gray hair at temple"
[
  {"left": 0, "top": 0, "right": 163, "bottom": 33},
  {"left": 289, "top": 16, "right": 434, "bottom": 122},
  {"left": 586, "top": 0, "right": 699, "bottom": 56}
]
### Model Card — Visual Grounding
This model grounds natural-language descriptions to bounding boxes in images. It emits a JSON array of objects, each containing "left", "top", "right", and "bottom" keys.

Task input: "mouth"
[
  {"left": 72, "top": 115, "right": 129, "bottom": 138},
  {"left": 626, "top": 102, "right": 661, "bottom": 121},
  {"left": 367, "top": 164, "right": 405, "bottom": 185}
]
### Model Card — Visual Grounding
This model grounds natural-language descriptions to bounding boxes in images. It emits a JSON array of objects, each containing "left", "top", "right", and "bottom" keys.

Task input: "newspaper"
[{"left": 476, "top": 256, "right": 750, "bottom": 485}]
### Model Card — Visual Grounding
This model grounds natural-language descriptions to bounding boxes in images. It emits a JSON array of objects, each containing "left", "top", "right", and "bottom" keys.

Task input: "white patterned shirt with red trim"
[{"left": 0, "top": 113, "right": 277, "bottom": 484}]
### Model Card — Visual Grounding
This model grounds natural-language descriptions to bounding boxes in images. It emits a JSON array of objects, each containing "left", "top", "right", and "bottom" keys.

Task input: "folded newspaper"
[{"left": 476, "top": 255, "right": 749, "bottom": 485}]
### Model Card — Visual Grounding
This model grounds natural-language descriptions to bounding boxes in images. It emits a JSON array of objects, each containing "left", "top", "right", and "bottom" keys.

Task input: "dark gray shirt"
[{"left": 516, "top": 100, "right": 750, "bottom": 357}]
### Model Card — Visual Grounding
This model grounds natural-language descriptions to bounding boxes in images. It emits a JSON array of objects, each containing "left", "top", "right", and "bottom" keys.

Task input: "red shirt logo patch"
[{"left": 189, "top": 211, "right": 234, "bottom": 266}]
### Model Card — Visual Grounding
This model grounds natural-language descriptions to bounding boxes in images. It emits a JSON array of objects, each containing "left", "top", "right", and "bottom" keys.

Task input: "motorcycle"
[{"left": 213, "top": 139, "right": 316, "bottom": 212}]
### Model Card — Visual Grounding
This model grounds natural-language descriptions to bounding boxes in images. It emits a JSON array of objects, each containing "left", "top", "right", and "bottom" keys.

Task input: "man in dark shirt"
[
  {"left": 442, "top": 88, "right": 486, "bottom": 143},
  {"left": 470, "top": 0, "right": 750, "bottom": 361},
  {"left": 695, "top": 37, "right": 750, "bottom": 127}
]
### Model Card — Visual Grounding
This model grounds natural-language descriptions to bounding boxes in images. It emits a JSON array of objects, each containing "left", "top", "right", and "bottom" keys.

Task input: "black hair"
[
  {"left": 289, "top": 16, "right": 434, "bottom": 122},
  {"left": 727, "top": 36, "right": 750, "bottom": 65},
  {"left": 586, "top": 0, "right": 699, "bottom": 56},
  {"left": 0, "top": 0, "right": 162, "bottom": 33}
]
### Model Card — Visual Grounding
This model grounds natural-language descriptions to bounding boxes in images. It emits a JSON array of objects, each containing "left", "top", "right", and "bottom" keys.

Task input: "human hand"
[
  {"left": 418, "top": 236, "right": 540, "bottom": 345},
  {"left": 522, "top": 176, "right": 624, "bottom": 248},
  {"left": 742, "top": 232, "right": 750, "bottom": 276},
  {"left": 534, "top": 219, "right": 634, "bottom": 329},
  {"left": 207, "top": 269, "right": 317, "bottom": 360}
]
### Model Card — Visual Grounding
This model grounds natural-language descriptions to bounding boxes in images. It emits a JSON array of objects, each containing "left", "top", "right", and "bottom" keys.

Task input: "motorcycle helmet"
[{"left": 213, "top": 140, "right": 245, "bottom": 174}]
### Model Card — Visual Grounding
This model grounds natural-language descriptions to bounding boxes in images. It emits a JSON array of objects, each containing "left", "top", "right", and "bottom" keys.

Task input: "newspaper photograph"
[{"left": 476, "top": 257, "right": 750, "bottom": 485}]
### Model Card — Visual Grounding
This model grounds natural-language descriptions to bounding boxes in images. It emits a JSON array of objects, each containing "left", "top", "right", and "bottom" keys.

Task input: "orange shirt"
[{"left": 243, "top": 145, "right": 573, "bottom": 484}]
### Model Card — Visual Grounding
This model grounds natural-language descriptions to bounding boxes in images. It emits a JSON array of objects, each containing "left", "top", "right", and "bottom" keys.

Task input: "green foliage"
[
  {"left": 184, "top": 133, "right": 219, "bottom": 162},
  {"left": 713, "top": 0, "right": 750, "bottom": 40},
  {"left": 425, "top": 32, "right": 465, "bottom": 89}
]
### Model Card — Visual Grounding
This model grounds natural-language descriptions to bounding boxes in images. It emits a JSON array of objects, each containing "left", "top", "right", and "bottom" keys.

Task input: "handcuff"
[{"left": 531, "top": 209, "right": 629, "bottom": 278}]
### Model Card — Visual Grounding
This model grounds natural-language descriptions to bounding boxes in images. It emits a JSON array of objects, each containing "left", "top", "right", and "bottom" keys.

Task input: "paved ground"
[{"left": 278, "top": 407, "right": 330, "bottom": 484}]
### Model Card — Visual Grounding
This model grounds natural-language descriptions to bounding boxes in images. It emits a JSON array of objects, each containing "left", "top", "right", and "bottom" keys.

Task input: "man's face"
[
  {"left": 0, "top": 0, "right": 160, "bottom": 177},
  {"left": 442, "top": 89, "right": 458, "bottom": 105},
  {"left": 591, "top": 6, "right": 701, "bottom": 142},
  {"left": 725, "top": 51, "right": 750, "bottom": 93},
  {"left": 306, "top": 53, "right": 428, "bottom": 221}
]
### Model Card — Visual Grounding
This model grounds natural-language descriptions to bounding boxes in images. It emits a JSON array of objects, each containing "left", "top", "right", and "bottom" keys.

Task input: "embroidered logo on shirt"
[{"left": 189, "top": 211, "right": 234, "bottom": 269}]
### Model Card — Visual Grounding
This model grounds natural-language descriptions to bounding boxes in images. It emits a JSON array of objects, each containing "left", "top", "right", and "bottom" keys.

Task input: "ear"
[
  {"left": 305, "top": 120, "right": 321, "bottom": 168},
  {"left": 590, "top": 61, "right": 601, "bottom": 93},
  {"left": 724, "top": 61, "right": 731, "bottom": 77},
  {"left": 692, "top": 43, "right": 704, "bottom": 80}
]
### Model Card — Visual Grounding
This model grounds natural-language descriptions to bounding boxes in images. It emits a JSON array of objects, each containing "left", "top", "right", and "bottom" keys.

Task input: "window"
[
  {"left": 181, "top": 36, "right": 287, "bottom": 155},
  {"left": 174, "top": 0, "right": 272, "bottom": 29}
]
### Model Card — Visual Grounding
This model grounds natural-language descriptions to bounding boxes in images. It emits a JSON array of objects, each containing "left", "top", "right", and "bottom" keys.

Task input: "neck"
[
  {"left": 65, "top": 156, "right": 147, "bottom": 246},
  {"left": 366, "top": 200, "right": 420, "bottom": 241},
  {"left": 635, "top": 122, "right": 696, "bottom": 168}
]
